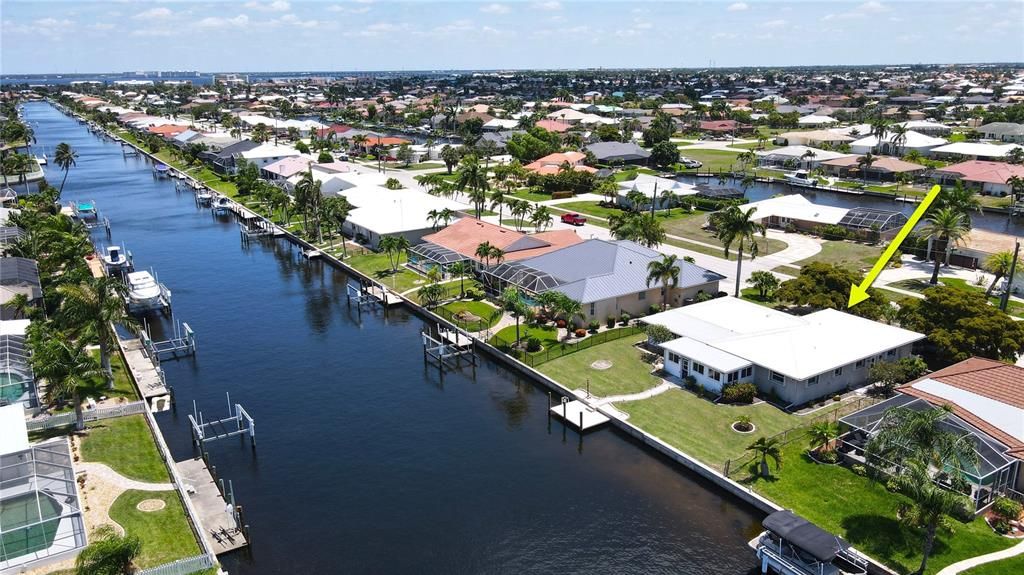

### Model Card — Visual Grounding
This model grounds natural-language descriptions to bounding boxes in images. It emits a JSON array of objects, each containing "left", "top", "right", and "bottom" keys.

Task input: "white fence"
[
  {"left": 136, "top": 553, "right": 217, "bottom": 575},
  {"left": 25, "top": 401, "right": 148, "bottom": 431}
]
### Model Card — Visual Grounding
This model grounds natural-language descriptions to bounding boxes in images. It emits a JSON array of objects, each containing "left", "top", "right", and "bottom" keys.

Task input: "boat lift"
[
  {"left": 71, "top": 199, "right": 112, "bottom": 238},
  {"left": 189, "top": 393, "right": 256, "bottom": 450},
  {"left": 139, "top": 317, "right": 196, "bottom": 362},
  {"left": 121, "top": 142, "right": 139, "bottom": 157},
  {"left": 421, "top": 324, "right": 477, "bottom": 379}
]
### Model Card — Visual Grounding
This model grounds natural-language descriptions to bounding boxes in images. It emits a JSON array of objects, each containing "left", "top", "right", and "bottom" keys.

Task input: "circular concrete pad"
[
  {"left": 590, "top": 360, "right": 613, "bottom": 370},
  {"left": 136, "top": 499, "right": 166, "bottom": 512}
]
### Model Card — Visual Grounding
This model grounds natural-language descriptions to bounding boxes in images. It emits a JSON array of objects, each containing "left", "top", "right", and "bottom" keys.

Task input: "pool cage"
[
  {"left": 0, "top": 330, "right": 36, "bottom": 410},
  {"left": 0, "top": 227, "right": 24, "bottom": 248},
  {"left": 839, "top": 395, "right": 1020, "bottom": 512},
  {"left": 0, "top": 439, "right": 87, "bottom": 570},
  {"left": 480, "top": 261, "right": 563, "bottom": 296},
  {"left": 406, "top": 242, "right": 468, "bottom": 277},
  {"left": 838, "top": 208, "right": 909, "bottom": 239}
]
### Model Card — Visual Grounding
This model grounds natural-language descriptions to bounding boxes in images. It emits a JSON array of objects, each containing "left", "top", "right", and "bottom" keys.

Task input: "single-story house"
[
  {"left": 840, "top": 357, "right": 1024, "bottom": 510},
  {"left": 929, "top": 142, "right": 1024, "bottom": 161},
  {"left": 332, "top": 179, "right": 470, "bottom": 249},
  {"left": 732, "top": 195, "right": 848, "bottom": 233},
  {"left": 933, "top": 160, "right": 1024, "bottom": 196},
  {"left": 533, "top": 120, "right": 571, "bottom": 134},
  {"left": 484, "top": 239, "right": 725, "bottom": 322},
  {"left": 261, "top": 156, "right": 314, "bottom": 182},
  {"left": 819, "top": 155, "right": 927, "bottom": 182},
  {"left": 643, "top": 297, "right": 925, "bottom": 405},
  {"left": 699, "top": 120, "right": 742, "bottom": 134},
  {"left": 409, "top": 218, "right": 582, "bottom": 275},
  {"left": 483, "top": 118, "right": 520, "bottom": 132},
  {"left": 0, "top": 257, "right": 41, "bottom": 320},
  {"left": 848, "top": 130, "right": 947, "bottom": 156},
  {"left": 237, "top": 143, "right": 303, "bottom": 169},
  {"left": 755, "top": 145, "right": 854, "bottom": 169},
  {"left": 585, "top": 141, "right": 651, "bottom": 165},
  {"left": 895, "top": 120, "right": 953, "bottom": 137},
  {"left": 202, "top": 139, "right": 259, "bottom": 174},
  {"left": 796, "top": 115, "right": 838, "bottom": 127},
  {"left": 777, "top": 130, "right": 855, "bottom": 147},
  {"left": 978, "top": 122, "right": 1024, "bottom": 144},
  {"left": 616, "top": 174, "right": 699, "bottom": 211},
  {"left": 524, "top": 152, "right": 597, "bottom": 176}
]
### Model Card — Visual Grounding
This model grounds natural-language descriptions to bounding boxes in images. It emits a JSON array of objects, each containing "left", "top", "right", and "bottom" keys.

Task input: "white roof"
[
  {"left": 896, "top": 120, "right": 951, "bottom": 132},
  {"left": 335, "top": 181, "right": 469, "bottom": 235},
  {"left": 0, "top": 404, "right": 29, "bottom": 456},
  {"left": 662, "top": 337, "right": 751, "bottom": 372},
  {"left": 644, "top": 297, "right": 924, "bottom": 380},
  {"left": 849, "top": 130, "right": 947, "bottom": 149},
  {"left": 797, "top": 115, "right": 838, "bottom": 125},
  {"left": 755, "top": 145, "right": 853, "bottom": 162},
  {"left": 618, "top": 173, "right": 699, "bottom": 198},
  {"left": 931, "top": 142, "right": 1024, "bottom": 158},
  {"left": 483, "top": 118, "right": 519, "bottom": 130},
  {"left": 911, "top": 378, "right": 1024, "bottom": 442},
  {"left": 736, "top": 194, "right": 849, "bottom": 225},
  {"left": 239, "top": 143, "right": 302, "bottom": 160}
]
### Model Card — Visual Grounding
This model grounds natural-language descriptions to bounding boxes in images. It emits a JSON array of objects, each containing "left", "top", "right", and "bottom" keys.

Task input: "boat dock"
[
  {"left": 365, "top": 284, "right": 403, "bottom": 306},
  {"left": 549, "top": 398, "right": 610, "bottom": 431},
  {"left": 176, "top": 457, "right": 250, "bottom": 555},
  {"left": 117, "top": 334, "right": 169, "bottom": 403}
]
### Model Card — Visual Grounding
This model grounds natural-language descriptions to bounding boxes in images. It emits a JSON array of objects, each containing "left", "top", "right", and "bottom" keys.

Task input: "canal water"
[{"left": 23, "top": 101, "right": 766, "bottom": 574}]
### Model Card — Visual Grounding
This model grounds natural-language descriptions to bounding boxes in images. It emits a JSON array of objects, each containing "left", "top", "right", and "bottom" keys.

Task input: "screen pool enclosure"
[
  {"left": 0, "top": 439, "right": 86, "bottom": 570},
  {"left": 837, "top": 208, "right": 908, "bottom": 234},
  {"left": 0, "top": 330, "right": 36, "bottom": 409}
]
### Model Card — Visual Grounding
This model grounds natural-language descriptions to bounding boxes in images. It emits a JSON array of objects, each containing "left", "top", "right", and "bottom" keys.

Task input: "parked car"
[
  {"left": 680, "top": 157, "right": 703, "bottom": 169},
  {"left": 560, "top": 212, "right": 587, "bottom": 226}
]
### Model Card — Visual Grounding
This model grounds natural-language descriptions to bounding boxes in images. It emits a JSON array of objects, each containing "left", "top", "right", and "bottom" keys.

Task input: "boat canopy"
[{"left": 762, "top": 510, "right": 851, "bottom": 563}]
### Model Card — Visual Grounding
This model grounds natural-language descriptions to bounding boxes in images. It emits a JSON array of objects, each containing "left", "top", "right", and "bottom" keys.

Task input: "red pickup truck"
[{"left": 560, "top": 212, "right": 587, "bottom": 226}]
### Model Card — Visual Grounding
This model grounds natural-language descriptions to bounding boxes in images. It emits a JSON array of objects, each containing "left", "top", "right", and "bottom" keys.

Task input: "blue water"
[{"left": 25, "top": 101, "right": 764, "bottom": 575}]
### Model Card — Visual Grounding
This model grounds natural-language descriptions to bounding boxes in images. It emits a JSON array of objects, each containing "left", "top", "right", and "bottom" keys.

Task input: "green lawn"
[
  {"left": 888, "top": 277, "right": 1024, "bottom": 317},
  {"left": 617, "top": 388, "right": 818, "bottom": 467},
  {"left": 80, "top": 415, "right": 169, "bottom": 483},
  {"left": 490, "top": 323, "right": 559, "bottom": 350},
  {"left": 554, "top": 201, "right": 622, "bottom": 219},
  {"left": 54, "top": 352, "right": 138, "bottom": 413},
  {"left": 962, "top": 555, "right": 1024, "bottom": 574},
  {"left": 795, "top": 240, "right": 882, "bottom": 272},
  {"left": 741, "top": 439, "right": 1014, "bottom": 575},
  {"left": 674, "top": 149, "right": 743, "bottom": 172},
  {"left": 661, "top": 210, "right": 788, "bottom": 256},
  {"left": 109, "top": 490, "right": 201, "bottom": 569},
  {"left": 538, "top": 336, "right": 660, "bottom": 396},
  {"left": 727, "top": 141, "right": 781, "bottom": 151},
  {"left": 438, "top": 300, "right": 502, "bottom": 329},
  {"left": 511, "top": 188, "right": 552, "bottom": 202},
  {"left": 344, "top": 251, "right": 427, "bottom": 293},
  {"left": 118, "top": 130, "right": 239, "bottom": 197}
]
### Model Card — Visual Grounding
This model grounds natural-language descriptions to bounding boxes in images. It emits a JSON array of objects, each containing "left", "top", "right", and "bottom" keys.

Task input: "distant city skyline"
[{"left": 2, "top": 1, "right": 1023, "bottom": 75}]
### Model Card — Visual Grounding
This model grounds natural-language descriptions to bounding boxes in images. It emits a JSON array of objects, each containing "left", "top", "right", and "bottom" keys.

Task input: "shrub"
[
  {"left": 648, "top": 305, "right": 660, "bottom": 315},
  {"left": 832, "top": 395, "right": 842, "bottom": 402},
  {"left": 606, "top": 316, "right": 616, "bottom": 328},
  {"left": 992, "top": 497, "right": 1023, "bottom": 521},
  {"left": 551, "top": 191, "right": 574, "bottom": 200},
  {"left": 817, "top": 450, "right": 839, "bottom": 464},
  {"left": 683, "top": 375, "right": 698, "bottom": 391},
  {"left": 556, "top": 319, "right": 567, "bottom": 328},
  {"left": 992, "top": 518, "right": 1012, "bottom": 534},
  {"left": 587, "top": 320, "right": 600, "bottom": 332},
  {"left": 733, "top": 415, "right": 753, "bottom": 432},
  {"left": 645, "top": 323, "right": 674, "bottom": 345},
  {"left": 574, "top": 328, "right": 587, "bottom": 338},
  {"left": 526, "top": 337, "right": 542, "bottom": 353},
  {"left": 817, "top": 224, "right": 848, "bottom": 241},
  {"left": 619, "top": 312, "right": 631, "bottom": 325},
  {"left": 721, "top": 382, "right": 757, "bottom": 404},
  {"left": 851, "top": 464, "right": 867, "bottom": 476}
]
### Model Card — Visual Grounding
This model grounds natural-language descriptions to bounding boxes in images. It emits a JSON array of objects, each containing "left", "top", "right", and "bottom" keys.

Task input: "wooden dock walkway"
[
  {"left": 549, "top": 400, "right": 610, "bottom": 431},
  {"left": 118, "top": 334, "right": 168, "bottom": 400},
  {"left": 176, "top": 457, "right": 249, "bottom": 555}
]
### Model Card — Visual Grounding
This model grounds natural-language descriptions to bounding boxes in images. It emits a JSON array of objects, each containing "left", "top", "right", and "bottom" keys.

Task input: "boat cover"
[{"left": 762, "top": 510, "right": 851, "bottom": 563}]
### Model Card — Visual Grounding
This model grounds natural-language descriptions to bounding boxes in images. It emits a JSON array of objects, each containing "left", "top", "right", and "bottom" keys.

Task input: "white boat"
[
  {"left": 125, "top": 271, "right": 171, "bottom": 314},
  {"left": 196, "top": 189, "right": 214, "bottom": 205},
  {"left": 72, "top": 200, "right": 98, "bottom": 220},
  {"left": 101, "top": 246, "right": 133, "bottom": 274},
  {"left": 154, "top": 164, "right": 171, "bottom": 179},
  {"left": 213, "top": 196, "right": 232, "bottom": 213},
  {"left": 784, "top": 170, "right": 818, "bottom": 186},
  {"left": 35, "top": 155, "right": 47, "bottom": 166},
  {"left": 753, "top": 510, "right": 868, "bottom": 575}
]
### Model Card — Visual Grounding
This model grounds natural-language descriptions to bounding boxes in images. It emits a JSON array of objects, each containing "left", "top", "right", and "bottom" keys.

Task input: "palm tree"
[
  {"left": 856, "top": 153, "right": 876, "bottom": 184},
  {"left": 475, "top": 241, "right": 495, "bottom": 267},
  {"left": 455, "top": 156, "right": 490, "bottom": 218},
  {"left": 321, "top": 196, "right": 353, "bottom": 251},
  {"left": 659, "top": 188, "right": 677, "bottom": 215},
  {"left": 554, "top": 294, "right": 583, "bottom": 337},
  {"left": 933, "top": 181, "right": 982, "bottom": 227},
  {"left": 608, "top": 212, "right": 666, "bottom": 248},
  {"left": 893, "top": 461, "right": 971, "bottom": 575},
  {"left": 31, "top": 335, "right": 104, "bottom": 430},
  {"left": 417, "top": 283, "right": 445, "bottom": 308},
  {"left": 646, "top": 254, "right": 680, "bottom": 310},
  {"left": 746, "top": 436, "right": 782, "bottom": 478},
  {"left": 866, "top": 404, "right": 977, "bottom": 477},
  {"left": 294, "top": 170, "right": 324, "bottom": 241},
  {"left": 921, "top": 207, "right": 970, "bottom": 284},
  {"left": 489, "top": 188, "right": 507, "bottom": 226},
  {"left": 487, "top": 245, "right": 505, "bottom": 265},
  {"left": 800, "top": 148, "right": 817, "bottom": 168},
  {"left": 501, "top": 287, "right": 528, "bottom": 348},
  {"left": 251, "top": 123, "right": 270, "bottom": 144},
  {"left": 57, "top": 276, "right": 137, "bottom": 384},
  {"left": 54, "top": 142, "right": 78, "bottom": 196},
  {"left": 509, "top": 199, "right": 531, "bottom": 231},
  {"left": 75, "top": 524, "right": 141, "bottom": 575},
  {"left": 869, "top": 117, "right": 889, "bottom": 154},
  {"left": 807, "top": 421, "right": 840, "bottom": 454},
  {"left": 530, "top": 205, "right": 553, "bottom": 231},
  {"left": 378, "top": 235, "right": 402, "bottom": 272},
  {"left": 984, "top": 251, "right": 1014, "bottom": 296},
  {"left": 448, "top": 260, "right": 473, "bottom": 298},
  {"left": 710, "top": 206, "right": 767, "bottom": 297},
  {"left": 889, "top": 124, "right": 910, "bottom": 155}
]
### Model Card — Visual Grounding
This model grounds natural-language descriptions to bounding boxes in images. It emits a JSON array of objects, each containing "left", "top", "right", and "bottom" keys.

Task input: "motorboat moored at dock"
[
  {"left": 154, "top": 163, "right": 171, "bottom": 179},
  {"left": 101, "top": 245, "right": 133, "bottom": 274},
  {"left": 124, "top": 270, "right": 172, "bottom": 314},
  {"left": 752, "top": 510, "right": 868, "bottom": 575}
]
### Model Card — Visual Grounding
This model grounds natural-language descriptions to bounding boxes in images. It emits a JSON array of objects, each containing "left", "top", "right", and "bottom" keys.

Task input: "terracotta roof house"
[
  {"left": 315, "top": 124, "right": 353, "bottom": 138},
  {"left": 534, "top": 120, "right": 571, "bottom": 133},
  {"left": 933, "top": 160, "right": 1024, "bottom": 196},
  {"left": 699, "top": 120, "right": 740, "bottom": 133},
  {"left": 261, "top": 156, "right": 314, "bottom": 181},
  {"left": 841, "top": 357, "right": 1024, "bottom": 510},
  {"left": 820, "top": 155, "right": 926, "bottom": 181},
  {"left": 147, "top": 124, "right": 190, "bottom": 138},
  {"left": 524, "top": 152, "right": 597, "bottom": 176}
]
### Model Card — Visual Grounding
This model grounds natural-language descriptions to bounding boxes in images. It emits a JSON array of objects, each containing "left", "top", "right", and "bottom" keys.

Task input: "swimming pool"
[{"left": 0, "top": 372, "right": 30, "bottom": 406}]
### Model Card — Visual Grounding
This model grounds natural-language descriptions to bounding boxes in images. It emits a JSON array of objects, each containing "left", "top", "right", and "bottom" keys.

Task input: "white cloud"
[
  {"left": 859, "top": 1, "right": 890, "bottom": 14},
  {"left": 712, "top": 32, "right": 738, "bottom": 40},
  {"left": 132, "top": 7, "right": 173, "bottom": 20},
  {"left": 532, "top": 1, "right": 562, "bottom": 11},
  {"left": 327, "top": 4, "right": 370, "bottom": 14},
  {"left": 727, "top": 2, "right": 749, "bottom": 12},
  {"left": 277, "top": 13, "right": 319, "bottom": 28},
  {"left": 349, "top": 21, "right": 412, "bottom": 37},
  {"left": 759, "top": 19, "right": 787, "bottom": 29},
  {"left": 480, "top": 3, "right": 510, "bottom": 14},
  {"left": 823, "top": 1, "right": 890, "bottom": 21},
  {"left": 88, "top": 23, "right": 116, "bottom": 31},
  {"left": 196, "top": 14, "right": 250, "bottom": 29},
  {"left": 245, "top": 1, "right": 290, "bottom": 12}
]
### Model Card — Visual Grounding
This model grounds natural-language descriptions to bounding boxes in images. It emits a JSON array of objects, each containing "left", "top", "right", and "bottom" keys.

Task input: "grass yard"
[
  {"left": 794, "top": 240, "right": 882, "bottom": 272},
  {"left": 109, "top": 490, "right": 201, "bottom": 569},
  {"left": 741, "top": 439, "right": 1014, "bottom": 575},
  {"left": 490, "top": 323, "right": 559, "bottom": 350},
  {"left": 438, "top": 300, "right": 502, "bottom": 329},
  {"left": 54, "top": 352, "right": 138, "bottom": 414},
  {"left": 674, "top": 149, "right": 743, "bottom": 172},
  {"left": 538, "top": 336, "right": 659, "bottom": 396},
  {"left": 962, "top": 555, "right": 1024, "bottom": 574},
  {"left": 80, "top": 415, "right": 169, "bottom": 483},
  {"left": 616, "top": 388, "right": 817, "bottom": 467},
  {"left": 728, "top": 141, "right": 781, "bottom": 151},
  {"left": 511, "top": 188, "right": 552, "bottom": 202},
  {"left": 888, "top": 277, "right": 1024, "bottom": 317},
  {"left": 661, "top": 210, "right": 788, "bottom": 256},
  {"left": 553, "top": 201, "right": 622, "bottom": 219},
  {"left": 344, "top": 251, "right": 427, "bottom": 293}
]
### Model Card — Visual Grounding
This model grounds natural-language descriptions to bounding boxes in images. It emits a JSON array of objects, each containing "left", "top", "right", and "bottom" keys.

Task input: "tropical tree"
[
  {"left": 554, "top": 294, "right": 584, "bottom": 336},
  {"left": 294, "top": 170, "right": 324, "bottom": 240},
  {"left": 746, "top": 270, "right": 780, "bottom": 300},
  {"left": 856, "top": 153, "right": 876, "bottom": 184},
  {"left": 983, "top": 251, "right": 1014, "bottom": 296},
  {"left": 892, "top": 461, "right": 971, "bottom": 575},
  {"left": 807, "top": 421, "right": 840, "bottom": 454},
  {"left": 417, "top": 283, "right": 445, "bottom": 308},
  {"left": 251, "top": 123, "right": 270, "bottom": 143},
  {"left": 321, "top": 196, "right": 353, "bottom": 252},
  {"left": 646, "top": 254, "right": 680, "bottom": 310},
  {"left": 447, "top": 260, "right": 473, "bottom": 298},
  {"left": 501, "top": 287, "right": 529, "bottom": 348},
  {"left": 75, "top": 524, "right": 141, "bottom": 575},
  {"left": 933, "top": 181, "right": 982, "bottom": 227},
  {"left": 710, "top": 205, "right": 767, "bottom": 297},
  {"left": 530, "top": 205, "right": 552, "bottom": 231},
  {"left": 869, "top": 117, "right": 889, "bottom": 153},
  {"left": 440, "top": 144, "right": 459, "bottom": 174},
  {"left": 888, "top": 124, "right": 910, "bottom": 155},
  {"left": 31, "top": 335, "right": 104, "bottom": 430},
  {"left": 608, "top": 212, "right": 666, "bottom": 248},
  {"left": 455, "top": 156, "right": 490, "bottom": 217},
  {"left": 54, "top": 142, "right": 78, "bottom": 196},
  {"left": 378, "top": 235, "right": 410, "bottom": 272},
  {"left": 866, "top": 404, "right": 978, "bottom": 478},
  {"left": 746, "top": 436, "right": 782, "bottom": 478},
  {"left": 508, "top": 199, "right": 531, "bottom": 231},
  {"left": 475, "top": 241, "right": 495, "bottom": 266},
  {"left": 921, "top": 207, "right": 970, "bottom": 284},
  {"left": 57, "top": 276, "right": 136, "bottom": 384},
  {"left": 489, "top": 188, "right": 507, "bottom": 225}
]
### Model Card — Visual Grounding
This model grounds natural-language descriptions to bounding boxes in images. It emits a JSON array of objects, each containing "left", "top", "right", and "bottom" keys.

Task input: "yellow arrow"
[{"left": 848, "top": 184, "right": 942, "bottom": 308}]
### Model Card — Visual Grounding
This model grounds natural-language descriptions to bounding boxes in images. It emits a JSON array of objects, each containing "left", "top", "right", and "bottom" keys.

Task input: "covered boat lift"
[{"left": 754, "top": 510, "right": 868, "bottom": 575}]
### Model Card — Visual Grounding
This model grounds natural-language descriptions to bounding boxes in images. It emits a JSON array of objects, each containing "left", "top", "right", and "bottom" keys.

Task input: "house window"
[
  {"left": 855, "top": 359, "right": 865, "bottom": 368},
  {"left": 770, "top": 371, "right": 785, "bottom": 383},
  {"left": 727, "top": 371, "right": 738, "bottom": 383},
  {"left": 834, "top": 367, "right": 843, "bottom": 377},
  {"left": 667, "top": 352, "right": 681, "bottom": 364},
  {"left": 589, "top": 302, "right": 596, "bottom": 316},
  {"left": 693, "top": 362, "right": 705, "bottom": 375},
  {"left": 887, "top": 349, "right": 896, "bottom": 357},
  {"left": 638, "top": 291, "right": 646, "bottom": 301},
  {"left": 741, "top": 366, "right": 752, "bottom": 378},
  {"left": 807, "top": 375, "right": 819, "bottom": 386},
  {"left": 709, "top": 369, "right": 721, "bottom": 381}
]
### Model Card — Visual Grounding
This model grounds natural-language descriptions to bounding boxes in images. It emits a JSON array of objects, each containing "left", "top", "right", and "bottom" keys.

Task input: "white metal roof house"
[
  {"left": 755, "top": 145, "right": 854, "bottom": 169},
  {"left": 643, "top": 297, "right": 925, "bottom": 406},
  {"left": 849, "top": 130, "right": 947, "bottom": 156},
  {"left": 616, "top": 174, "right": 699, "bottom": 211},
  {"left": 734, "top": 195, "right": 849, "bottom": 233}
]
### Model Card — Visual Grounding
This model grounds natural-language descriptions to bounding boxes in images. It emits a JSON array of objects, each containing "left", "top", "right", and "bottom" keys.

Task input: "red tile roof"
[
  {"left": 422, "top": 218, "right": 582, "bottom": 262},
  {"left": 936, "top": 160, "right": 1024, "bottom": 185},
  {"left": 534, "top": 120, "right": 571, "bottom": 133},
  {"left": 699, "top": 120, "right": 737, "bottom": 132},
  {"left": 524, "top": 151, "right": 597, "bottom": 176}
]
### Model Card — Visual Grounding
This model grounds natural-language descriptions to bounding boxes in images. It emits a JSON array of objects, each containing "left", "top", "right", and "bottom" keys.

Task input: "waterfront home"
[
  {"left": 840, "top": 357, "right": 1024, "bottom": 511},
  {"left": 933, "top": 160, "right": 1024, "bottom": 196},
  {"left": 848, "top": 130, "right": 947, "bottom": 156},
  {"left": 895, "top": 119, "right": 953, "bottom": 137},
  {"left": 483, "top": 239, "right": 724, "bottom": 323},
  {"left": 732, "top": 195, "right": 849, "bottom": 233},
  {"left": 585, "top": 141, "right": 651, "bottom": 165},
  {"left": 930, "top": 142, "right": 1024, "bottom": 161},
  {"left": 776, "top": 129, "right": 854, "bottom": 147},
  {"left": 0, "top": 319, "right": 37, "bottom": 410},
  {"left": 0, "top": 403, "right": 86, "bottom": 572},
  {"left": 616, "top": 174, "right": 699, "bottom": 211},
  {"left": 0, "top": 257, "right": 41, "bottom": 320},
  {"left": 754, "top": 145, "right": 854, "bottom": 169},
  {"left": 237, "top": 143, "right": 303, "bottom": 169},
  {"left": 819, "top": 155, "right": 926, "bottom": 182},
  {"left": 524, "top": 152, "right": 597, "bottom": 176},
  {"left": 261, "top": 156, "right": 314, "bottom": 183},
  {"left": 202, "top": 139, "right": 260, "bottom": 174},
  {"left": 409, "top": 218, "right": 581, "bottom": 275},
  {"left": 977, "top": 122, "right": 1024, "bottom": 144},
  {"left": 333, "top": 182, "right": 469, "bottom": 249},
  {"left": 796, "top": 114, "right": 838, "bottom": 127},
  {"left": 642, "top": 297, "right": 925, "bottom": 406}
]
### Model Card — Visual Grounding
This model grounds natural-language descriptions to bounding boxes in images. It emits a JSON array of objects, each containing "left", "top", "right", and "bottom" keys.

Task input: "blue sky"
[{"left": 2, "top": 1, "right": 1022, "bottom": 74}]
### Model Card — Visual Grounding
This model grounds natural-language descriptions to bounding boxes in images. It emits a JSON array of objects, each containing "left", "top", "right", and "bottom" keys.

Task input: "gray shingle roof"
[{"left": 585, "top": 141, "right": 652, "bottom": 162}]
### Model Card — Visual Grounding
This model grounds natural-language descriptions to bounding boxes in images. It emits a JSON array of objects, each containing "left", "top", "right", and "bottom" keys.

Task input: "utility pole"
[{"left": 1000, "top": 240, "right": 1020, "bottom": 312}]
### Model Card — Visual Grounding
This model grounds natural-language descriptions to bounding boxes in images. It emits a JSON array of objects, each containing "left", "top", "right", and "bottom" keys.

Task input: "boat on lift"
[
  {"left": 72, "top": 199, "right": 98, "bottom": 220},
  {"left": 784, "top": 170, "right": 818, "bottom": 187},
  {"left": 124, "top": 271, "right": 172, "bottom": 314},
  {"left": 153, "top": 163, "right": 171, "bottom": 179},
  {"left": 101, "top": 245, "right": 133, "bottom": 274},
  {"left": 212, "top": 196, "right": 232, "bottom": 214},
  {"left": 196, "top": 188, "right": 214, "bottom": 205}
]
